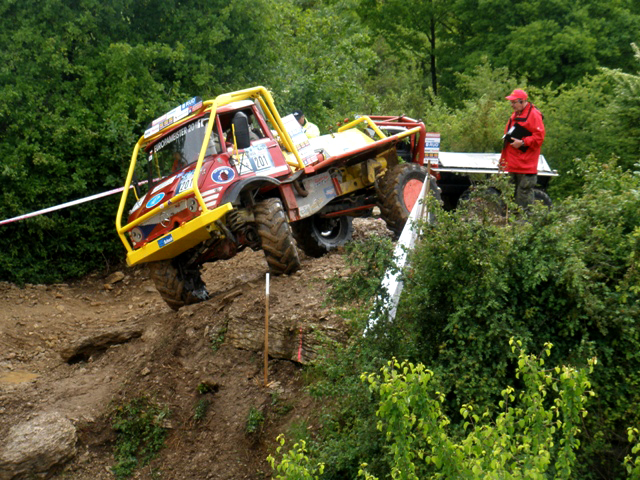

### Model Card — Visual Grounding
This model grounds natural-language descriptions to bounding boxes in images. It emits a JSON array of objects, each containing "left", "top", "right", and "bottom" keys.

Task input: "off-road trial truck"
[{"left": 116, "top": 86, "right": 441, "bottom": 309}]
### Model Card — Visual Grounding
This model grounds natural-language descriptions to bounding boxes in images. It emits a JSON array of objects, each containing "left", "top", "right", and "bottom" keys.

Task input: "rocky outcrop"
[
  {"left": 59, "top": 324, "right": 143, "bottom": 363},
  {"left": 225, "top": 292, "right": 344, "bottom": 364},
  {"left": 0, "top": 412, "right": 77, "bottom": 479}
]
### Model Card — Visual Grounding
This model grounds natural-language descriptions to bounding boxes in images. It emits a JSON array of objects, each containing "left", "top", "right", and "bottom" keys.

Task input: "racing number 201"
[{"left": 250, "top": 145, "right": 272, "bottom": 171}]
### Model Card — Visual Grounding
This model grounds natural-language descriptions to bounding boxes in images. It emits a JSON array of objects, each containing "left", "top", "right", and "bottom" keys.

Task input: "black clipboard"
[{"left": 503, "top": 123, "right": 531, "bottom": 152}]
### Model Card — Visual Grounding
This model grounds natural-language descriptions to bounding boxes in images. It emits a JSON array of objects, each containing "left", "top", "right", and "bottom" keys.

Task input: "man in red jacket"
[{"left": 500, "top": 89, "right": 545, "bottom": 209}]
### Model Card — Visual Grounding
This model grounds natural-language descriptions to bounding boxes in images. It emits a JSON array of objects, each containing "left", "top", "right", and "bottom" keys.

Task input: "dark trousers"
[{"left": 510, "top": 173, "right": 537, "bottom": 209}]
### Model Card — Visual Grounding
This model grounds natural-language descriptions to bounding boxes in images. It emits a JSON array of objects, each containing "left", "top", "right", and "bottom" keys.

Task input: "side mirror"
[{"left": 232, "top": 112, "right": 251, "bottom": 150}]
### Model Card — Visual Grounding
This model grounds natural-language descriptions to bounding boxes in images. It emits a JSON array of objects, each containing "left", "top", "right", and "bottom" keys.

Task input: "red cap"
[{"left": 506, "top": 89, "right": 528, "bottom": 101}]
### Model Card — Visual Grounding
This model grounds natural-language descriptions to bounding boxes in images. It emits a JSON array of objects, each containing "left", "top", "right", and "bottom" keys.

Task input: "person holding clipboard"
[{"left": 500, "top": 89, "right": 546, "bottom": 210}]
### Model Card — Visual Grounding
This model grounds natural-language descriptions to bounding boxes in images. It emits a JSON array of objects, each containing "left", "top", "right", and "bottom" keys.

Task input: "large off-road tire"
[
  {"left": 376, "top": 163, "right": 442, "bottom": 236},
  {"left": 534, "top": 188, "right": 552, "bottom": 208},
  {"left": 292, "top": 215, "right": 353, "bottom": 258},
  {"left": 254, "top": 198, "right": 301, "bottom": 275},
  {"left": 148, "top": 260, "right": 209, "bottom": 311}
]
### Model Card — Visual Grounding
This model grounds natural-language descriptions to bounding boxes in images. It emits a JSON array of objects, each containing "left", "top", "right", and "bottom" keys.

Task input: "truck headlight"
[
  {"left": 130, "top": 228, "right": 143, "bottom": 243},
  {"left": 187, "top": 197, "right": 199, "bottom": 212}
]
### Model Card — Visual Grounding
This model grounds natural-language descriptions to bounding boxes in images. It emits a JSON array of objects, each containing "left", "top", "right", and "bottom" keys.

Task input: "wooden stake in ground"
[{"left": 264, "top": 273, "right": 270, "bottom": 387}]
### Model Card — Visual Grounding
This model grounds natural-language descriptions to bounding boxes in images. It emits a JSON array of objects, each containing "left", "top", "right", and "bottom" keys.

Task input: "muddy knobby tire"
[
  {"left": 148, "top": 260, "right": 208, "bottom": 311},
  {"left": 376, "top": 163, "right": 441, "bottom": 236},
  {"left": 254, "top": 198, "right": 301, "bottom": 275}
]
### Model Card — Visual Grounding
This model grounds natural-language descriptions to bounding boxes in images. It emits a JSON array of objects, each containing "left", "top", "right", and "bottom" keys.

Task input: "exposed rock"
[
  {"left": 59, "top": 324, "right": 143, "bottom": 363},
  {"left": 225, "top": 298, "right": 343, "bottom": 364},
  {"left": 104, "top": 272, "right": 125, "bottom": 285},
  {"left": 0, "top": 412, "right": 77, "bottom": 480}
]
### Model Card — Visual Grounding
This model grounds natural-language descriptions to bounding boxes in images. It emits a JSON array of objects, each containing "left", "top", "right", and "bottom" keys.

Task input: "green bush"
[
  {"left": 327, "top": 235, "right": 394, "bottom": 306},
  {"left": 193, "top": 398, "right": 210, "bottom": 423},
  {"left": 110, "top": 396, "right": 170, "bottom": 479},
  {"left": 359, "top": 341, "right": 595, "bottom": 479},
  {"left": 386, "top": 157, "right": 640, "bottom": 478},
  {"left": 268, "top": 434, "right": 326, "bottom": 480},
  {"left": 246, "top": 406, "right": 265, "bottom": 434},
  {"left": 271, "top": 341, "right": 596, "bottom": 479},
  {"left": 273, "top": 156, "right": 640, "bottom": 479}
]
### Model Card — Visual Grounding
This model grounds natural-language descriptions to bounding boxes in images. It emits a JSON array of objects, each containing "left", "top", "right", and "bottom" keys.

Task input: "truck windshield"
[{"left": 146, "top": 115, "right": 219, "bottom": 185}]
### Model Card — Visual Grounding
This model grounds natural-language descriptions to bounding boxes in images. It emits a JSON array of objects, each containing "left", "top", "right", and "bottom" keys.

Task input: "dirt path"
[{"left": 0, "top": 218, "right": 391, "bottom": 479}]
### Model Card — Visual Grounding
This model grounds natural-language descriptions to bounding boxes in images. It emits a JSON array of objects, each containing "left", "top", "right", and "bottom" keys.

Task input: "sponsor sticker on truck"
[
  {"left": 424, "top": 133, "right": 440, "bottom": 160},
  {"left": 144, "top": 97, "right": 203, "bottom": 139}
]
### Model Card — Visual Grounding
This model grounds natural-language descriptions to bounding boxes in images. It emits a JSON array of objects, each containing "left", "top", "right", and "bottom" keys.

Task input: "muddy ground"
[{"left": 0, "top": 218, "right": 392, "bottom": 479}]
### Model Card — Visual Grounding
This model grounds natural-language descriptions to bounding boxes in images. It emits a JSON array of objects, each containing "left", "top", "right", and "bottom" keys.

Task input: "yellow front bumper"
[{"left": 126, "top": 203, "right": 234, "bottom": 266}]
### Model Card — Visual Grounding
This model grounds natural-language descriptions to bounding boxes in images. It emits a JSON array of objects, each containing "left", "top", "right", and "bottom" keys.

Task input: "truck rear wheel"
[
  {"left": 148, "top": 260, "right": 209, "bottom": 311},
  {"left": 377, "top": 163, "right": 441, "bottom": 236},
  {"left": 254, "top": 198, "right": 301, "bottom": 275},
  {"left": 292, "top": 215, "right": 353, "bottom": 258},
  {"left": 534, "top": 188, "right": 552, "bottom": 207}
]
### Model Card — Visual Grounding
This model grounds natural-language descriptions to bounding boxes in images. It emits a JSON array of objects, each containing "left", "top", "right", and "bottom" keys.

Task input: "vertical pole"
[{"left": 264, "top": 273, "right": 270, "bottom": 387}]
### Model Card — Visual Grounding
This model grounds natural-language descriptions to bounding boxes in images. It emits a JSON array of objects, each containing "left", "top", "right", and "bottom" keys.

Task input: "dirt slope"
[{"left": 0, "top": 218, "right": 391, "bottom": 479}]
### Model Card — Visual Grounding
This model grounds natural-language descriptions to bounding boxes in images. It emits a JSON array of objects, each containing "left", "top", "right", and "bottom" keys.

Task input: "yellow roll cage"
[{"left": 115, "top": 87, "right": 306, "bottom": 256}]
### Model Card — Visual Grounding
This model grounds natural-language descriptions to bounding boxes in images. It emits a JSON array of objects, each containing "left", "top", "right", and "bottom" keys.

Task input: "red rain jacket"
[{"left": 500, "top": 103, "right": 545, "bottom": 174}]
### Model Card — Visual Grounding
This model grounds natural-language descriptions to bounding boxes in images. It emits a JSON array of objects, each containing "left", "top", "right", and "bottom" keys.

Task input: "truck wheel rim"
[{"left": 403, "top": 179, "right": 423, "bottom": 212}]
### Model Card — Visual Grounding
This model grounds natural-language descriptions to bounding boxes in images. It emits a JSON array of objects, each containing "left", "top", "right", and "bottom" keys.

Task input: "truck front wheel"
[
  {"left": 148, "top": 260, "right": 209, "bottom": 311},
  {"left": 377, "top": 163, "right": 441, "bottom": 236},
  {"left": 292, "top": 214, "right": 353, "bottom": 258},
  {"left": 254, "top": 198, "right": 301, "bottom": 275}
]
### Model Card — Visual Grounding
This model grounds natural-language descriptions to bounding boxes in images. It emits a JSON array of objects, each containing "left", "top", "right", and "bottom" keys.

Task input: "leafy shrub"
[
  {"left": 271, "top": 341, "right": 596, "bottom": 479},
  {"left": 293, "top": 235, "right": 399, "bottom": 477},
  {"left": 359, "top": 340, "right": 595, "bottom": 479},
  {"left": 268, "top": 434, "right": 325, "bottom": 480},
  {"left": 625, "top": 428, "right": 640, "bottom": 476},
  {"left": 110, "top": 396, "right": 170, "bottom": 479},
  {"left": 274, "top": 156, "right": 640, "bottom": 479},
  {"left": 388, "top": 156, "right": 640, "bottom": 478},
  {"left": 327, "top": 235, "right": 394, "bottom": 306},
  {"left": 246, "top": 406, "right": 265, "bottom": 434},
  {"left": 210, "top": 327, "right": 227, "bottom": 353},
  {"left": 193, "top": 398, "right": 210, "bottom": 424}
]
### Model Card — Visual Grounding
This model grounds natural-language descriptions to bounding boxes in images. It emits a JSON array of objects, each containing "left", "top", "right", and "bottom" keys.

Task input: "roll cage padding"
[{"left": 232, "top": 111, "right": 251, "bottom": 150}]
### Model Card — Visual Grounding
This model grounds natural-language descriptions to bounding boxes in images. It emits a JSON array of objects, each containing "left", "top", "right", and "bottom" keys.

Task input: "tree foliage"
[
  {"left": 358, "top": 0, "right": 640, "bottom": 97},
  {"left": 0, "top": 0, "right": 287, "bottom": 282},
  {"left": 0, "top": 0, "right": 638, "bottom": 284}
]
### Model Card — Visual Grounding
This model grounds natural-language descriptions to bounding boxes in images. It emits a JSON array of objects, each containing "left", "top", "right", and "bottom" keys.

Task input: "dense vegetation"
[
  {"left": 1, "top": 0, "right": 639, "bottom": 283},
  {"left": 1, "top": 1, "right": 638, "bottom": 477},
  {"left": 270, "top": 159, "right": 640, "bottom": 478}
]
